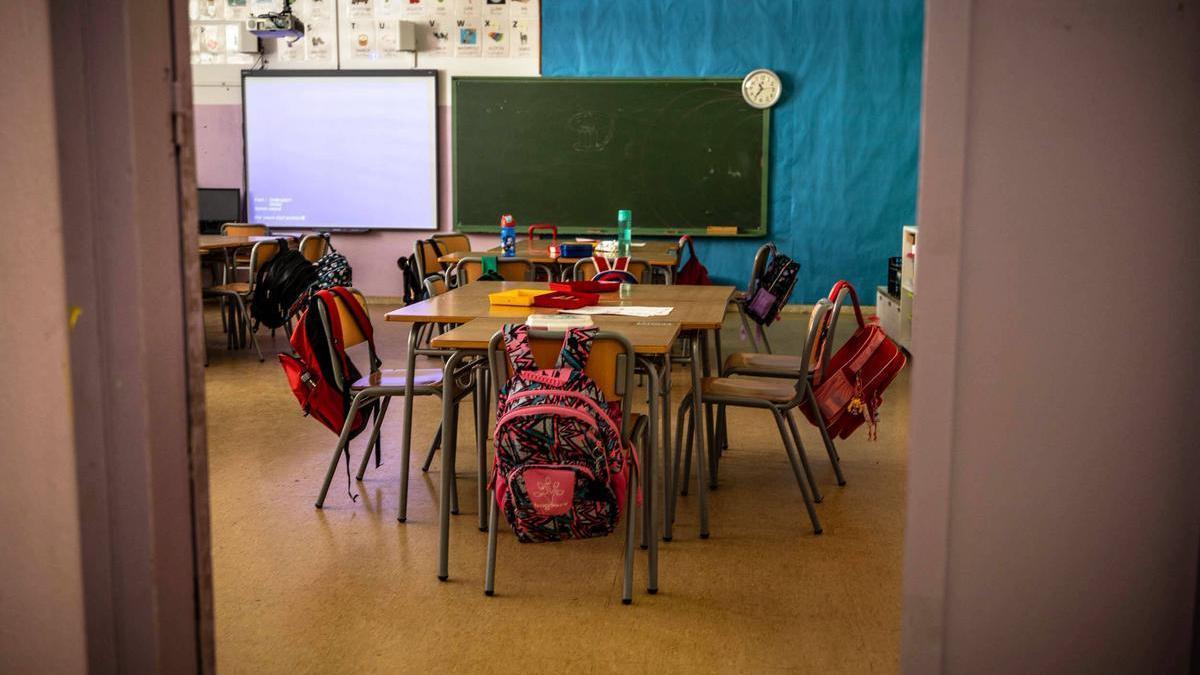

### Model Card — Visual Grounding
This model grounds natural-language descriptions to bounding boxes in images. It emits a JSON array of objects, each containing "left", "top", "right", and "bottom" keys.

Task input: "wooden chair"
[
  {"left": 219, "top": 223, "right": 269, "bottom": 282},
  {"left": 312, "top": 289, "right": 466, "bottom": 513},
  {"left": 484, "top": 328, "right": 649, "bottom": 603},
  {"left": 732, "top": 242, "right": 776, "bottom": 353},
  {"left": 672, "top": 300, "right": 836, "bottom": 536},
  {"left": 203, "top": 239, "right": 280, "bottom": 361},
  {"left": 450, "top": 256, "right": 535, "bottom": 285},
  {"left": 570, "top": 257, "right": 653, "bottom": 284},
  {"left": 298, "top": 233, "right": 330, "bottom": 262},
  {"left": 220, "top": 223, "right": 267, "bottom": 237},
  {"left": 432, "top": 232, "right": 471, "bottom": 255},
  {"left": 414, "top": 238, "right": 448, "bottom": 287},
  {"left": 416, "top": 275, "right": 457, "bottom": 474},
  {"left": 718, "top": 287, "right": 849, "bottom": 487}
]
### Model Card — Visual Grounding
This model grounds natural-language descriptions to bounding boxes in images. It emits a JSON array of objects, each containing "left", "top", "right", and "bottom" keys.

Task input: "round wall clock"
[{"left": 742, "top": 68, "right": 783, "bottom": 109}]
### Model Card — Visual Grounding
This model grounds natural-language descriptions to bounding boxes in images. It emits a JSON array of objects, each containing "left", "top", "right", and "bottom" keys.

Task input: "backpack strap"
[
  {"left": 591, "top": 255, "right": 611, "bottom": 272},
  {"left": 326, "top": 286, "right": 382, "bottom": 372},
  {"left": 554, "top": 326, "right": 597, "bottom": 370},
  {"left": 503, "top": 323, "right": 538, "bottom": 372},
  {"left": 828, "top": 280, "right": 865, "bottom": 329}
]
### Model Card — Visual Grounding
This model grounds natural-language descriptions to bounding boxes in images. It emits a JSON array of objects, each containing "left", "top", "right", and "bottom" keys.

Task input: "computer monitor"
[{"left": 198, "top": 188, "right": 241, "bottom": 234}]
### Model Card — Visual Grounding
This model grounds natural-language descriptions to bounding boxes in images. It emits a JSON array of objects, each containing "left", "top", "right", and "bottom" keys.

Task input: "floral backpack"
[
  {"left": 491, "top": 324, "right": 636, "bottom": 543},
  {"left": 315, "top": 240, "right": 353, "bottom": 290}
]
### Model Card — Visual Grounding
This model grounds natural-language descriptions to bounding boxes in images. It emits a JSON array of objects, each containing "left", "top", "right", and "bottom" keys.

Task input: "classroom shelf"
[{"left": 878, "top": 225, "right": 916, "bottom": 353}]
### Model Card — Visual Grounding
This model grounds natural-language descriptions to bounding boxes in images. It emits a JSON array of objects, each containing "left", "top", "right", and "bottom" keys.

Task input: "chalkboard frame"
[{"left": 451, "top": 76, "right": 770, "bottom": 237}]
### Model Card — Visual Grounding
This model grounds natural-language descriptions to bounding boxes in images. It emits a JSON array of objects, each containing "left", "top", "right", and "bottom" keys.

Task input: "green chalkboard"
[{"left": 452, "top": 77, "right": 769, "bottom": 237}]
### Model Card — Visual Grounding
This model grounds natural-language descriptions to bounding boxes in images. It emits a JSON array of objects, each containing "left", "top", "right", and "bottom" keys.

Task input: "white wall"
[{"left": 904, "top": 1, "right": 1200, "bottom": 673}]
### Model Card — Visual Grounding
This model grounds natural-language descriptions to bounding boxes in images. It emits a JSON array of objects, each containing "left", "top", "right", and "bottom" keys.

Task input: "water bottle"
[
  {"left": 499, "top": 213, "right": 516, "bottom": 257},
  {"left": 616, "top": 209, "right": 632, "bottom": 258}
]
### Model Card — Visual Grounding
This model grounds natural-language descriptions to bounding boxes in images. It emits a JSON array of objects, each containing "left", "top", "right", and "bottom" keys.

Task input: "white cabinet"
[{"left": 877, "top": 225, "right": 916, "bottom": 353}]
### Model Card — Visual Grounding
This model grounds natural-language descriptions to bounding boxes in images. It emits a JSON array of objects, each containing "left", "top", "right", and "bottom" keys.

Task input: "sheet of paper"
[{"left": 559, "top": 306, "right": 673, "bottom": 318}]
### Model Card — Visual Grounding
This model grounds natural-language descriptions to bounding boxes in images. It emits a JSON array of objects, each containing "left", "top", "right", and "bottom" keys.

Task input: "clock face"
[{"left": 742, "top": 69, "right": 782, "bottom": 109}]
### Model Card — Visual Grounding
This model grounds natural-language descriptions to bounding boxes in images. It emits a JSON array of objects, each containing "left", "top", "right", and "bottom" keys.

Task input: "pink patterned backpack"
[{"left": 492, "top": 324, "right": 635, "bottom": 543}]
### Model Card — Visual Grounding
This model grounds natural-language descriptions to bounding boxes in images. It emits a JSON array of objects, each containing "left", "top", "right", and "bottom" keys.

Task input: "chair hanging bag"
[{"left": 801, "top": 280, "right": 907, "bottom": 440}]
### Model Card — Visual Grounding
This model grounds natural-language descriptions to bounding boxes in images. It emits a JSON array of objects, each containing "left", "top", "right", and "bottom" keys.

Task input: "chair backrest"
[
  {"left": 452, "top": 256, "right": 534, "bottom": 284},
  {"left": 432, "top": 233, "right": 471, "bottom": 254},
  {"left": 747, "top": 242, "right": 776, "bottom": 291},
  {"left": 801, "top": 299, "right": 833, "bottom": 394},
  {"left": 298, "top": 233, "right": 330, "bottom": 262},
  {"left": 246, "top": 239, "right": 282, "bottom": 291},
  {"left": 488, "top": 329, "right": 635, "bottom": 442},
  {"left": 822, "top": 286, "right": 854, "bottom": 376},
  {"left": 222, "top": 223, "right": 267, "bottom": 237},
  {"left": 571, "top": 258, "right": 652, "bottom": 283},
  {"left": 423, "top": 275, "right": 448, "bottom": 299},
  {"left": 314, "top": 288, "right": 371, "bottom": 390},
  {"left": 414, "top": 238, "right": 448, "bottom": 283}
]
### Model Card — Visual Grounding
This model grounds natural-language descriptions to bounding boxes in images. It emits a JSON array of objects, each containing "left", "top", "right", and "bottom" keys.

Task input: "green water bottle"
[{"left": 616, "top": 209, "right": 632, "bottom": 258}]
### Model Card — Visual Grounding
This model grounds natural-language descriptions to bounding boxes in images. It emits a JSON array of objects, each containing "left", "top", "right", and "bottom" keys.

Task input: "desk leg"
[
  {"left": 476, "top": 365, "right": 489, "bottom": 532},
  {"left": 437, "top": 349, "right": 465, "bottom": 581},
  {"left": 398, "top": 323, "right": 422, "bottom": 523},
  {"left": 700, "top": 331, "right": 718, "bottom": 489},
  {"left": 689, "top": 332, "right": 710, "bottom": 538},
  {"left": 637, "top": 356, "right": 660, "bottom": 594},
  {"left": 660, "top": 353, "right": 673, "bottom": 542}
]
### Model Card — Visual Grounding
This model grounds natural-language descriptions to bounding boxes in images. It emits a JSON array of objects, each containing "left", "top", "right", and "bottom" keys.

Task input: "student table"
[
  {"left": 385, "top": 281, "right": 734, "bottom": 589},
  {"left": 437, "top": 240, "right": 683, "bottom": 281},
  {"left": 197, "top": 234, "right": 292, "bottom": 252}
]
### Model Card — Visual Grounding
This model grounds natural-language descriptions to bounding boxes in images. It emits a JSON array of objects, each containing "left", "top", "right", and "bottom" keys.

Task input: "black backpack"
[
  {"left": 252, "top": 239, "right": 318, "bottom": 329},
  {"left": 397, "top": 238, "right": 448, "bottom": 305},
  {"left": 745, "top": 252, "right": 800, "bottom": 326},
  {"left": 396, "top": 255, "right": 424, "bottom": 305}
]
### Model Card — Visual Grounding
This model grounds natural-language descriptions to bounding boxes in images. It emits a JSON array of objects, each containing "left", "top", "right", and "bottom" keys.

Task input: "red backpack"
[
  {"left": 802, "top": 281, "right": 907, "bottom": 440},
  {"left": 675, "top": 235, "right": 712, "bottom": 285},
  {"left": 279, "top": 287, "right": 380, "bottom": 485}
]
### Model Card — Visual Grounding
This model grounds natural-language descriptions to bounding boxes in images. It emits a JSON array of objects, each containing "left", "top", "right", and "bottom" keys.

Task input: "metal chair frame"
[
  {"left": 483, "top": 329, "right": 648, "bottom": 603},
  {"left": 570, "top": 257, "right": 654, "bottom": 284},
  {"left": 449, "top": 256, "right": 547, "bottom": 285},
  {"left": 298, "top": 232, "right": 330, "bottom": 262},
  {"left": 311, "top": 291, "right": 476, "bottom": 516},
  {"left": 202, "top": 238, "right": 279, "bottom": 361},
  {"left": 672, "top": 300, "right": 842, "bottom": 536}
]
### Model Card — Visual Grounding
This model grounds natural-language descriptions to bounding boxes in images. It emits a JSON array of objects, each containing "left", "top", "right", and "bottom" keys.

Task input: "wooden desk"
[
  {"left": 387, "top": 280, "right": 728, "bottom": 587},
  {"left": 197, "top": 234, "right": 291, "bottom": 252},
  {"left": 437, "top": 239, "right": 681, "bottom": 267},
  {"left": 431, "top": 317, "right": 680, "bottom": 355},
  {"left": 386, "top": 281, "right": 734, "bottom": 330},
  {"left": 427, "top": 316, "right": 676, "bottom": 598}
]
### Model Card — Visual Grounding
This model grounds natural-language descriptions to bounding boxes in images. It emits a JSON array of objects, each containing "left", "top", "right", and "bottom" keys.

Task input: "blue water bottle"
[{"left": 499, "top": 213, "right": 516, "bottom": 257}]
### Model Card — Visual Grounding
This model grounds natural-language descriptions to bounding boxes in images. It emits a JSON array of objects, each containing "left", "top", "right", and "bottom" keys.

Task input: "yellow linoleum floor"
[{"left": 204, "top": 303, "right": 908, "bottom": 674}]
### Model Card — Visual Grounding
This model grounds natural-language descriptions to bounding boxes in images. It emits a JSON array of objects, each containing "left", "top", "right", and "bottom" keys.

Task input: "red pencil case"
[
  {"left": 531, "top": 290, "right": 600, "bottom": 309},
  {"left": 550, "top": 280, "right": 621, "bottom": 294}
]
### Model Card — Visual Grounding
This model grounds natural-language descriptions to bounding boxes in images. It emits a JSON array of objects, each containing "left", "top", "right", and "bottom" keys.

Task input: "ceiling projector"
[{"left": 246, "top": 1, "right": 304, "bottom": 41}]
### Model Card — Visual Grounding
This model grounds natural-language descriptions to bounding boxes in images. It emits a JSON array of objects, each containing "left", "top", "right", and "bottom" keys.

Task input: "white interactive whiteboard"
[{"left": 242, "top": 70, "right": 438, "bottom": 230}]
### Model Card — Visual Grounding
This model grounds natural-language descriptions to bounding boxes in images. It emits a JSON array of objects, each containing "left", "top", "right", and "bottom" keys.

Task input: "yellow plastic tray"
[{"left": 488, "top": 289, "right": 553, "bottom": 307}]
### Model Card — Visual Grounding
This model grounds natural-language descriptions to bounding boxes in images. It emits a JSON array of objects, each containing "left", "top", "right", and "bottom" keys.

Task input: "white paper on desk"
[{"left": 560, "top": 306, "right": 673, "bottom": 317}]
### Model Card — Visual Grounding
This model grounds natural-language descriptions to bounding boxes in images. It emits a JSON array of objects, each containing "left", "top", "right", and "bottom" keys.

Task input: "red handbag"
[
  {"left": 675, "top": 235, "right": 712, "bottom": 285},
  {"left": 802, "top": 280, "right": 906, "bottom": 440}
]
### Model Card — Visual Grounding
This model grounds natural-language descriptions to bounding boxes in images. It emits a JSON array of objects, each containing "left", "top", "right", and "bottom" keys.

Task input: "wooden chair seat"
[
  {"left": 206, "top": 281, "right": 250, "bottom": 295},
  {"left": 701, "top": 375, "right": 797, "bottom": 403},
  {"left": 723, "top": 352, "right": 805, "bottom": 373},
  {"left": 351, "top": 368, "right": 443, "bottom": 390}
]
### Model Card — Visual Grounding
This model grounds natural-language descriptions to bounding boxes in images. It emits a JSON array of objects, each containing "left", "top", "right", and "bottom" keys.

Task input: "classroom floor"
[{"left": 203, "top": 301, "right": 909, "bottom": 674}]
